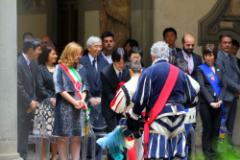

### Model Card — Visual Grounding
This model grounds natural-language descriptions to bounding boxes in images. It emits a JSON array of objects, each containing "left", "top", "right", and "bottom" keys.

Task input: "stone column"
[
  {"left": 0, "top": 0, "right": 22, "bottom": 160},
  {"left": 131, "top": 0, "right": 153, "bottom": 66},
  {"left": 232, "top": 100, "right": 240, "bottom": 146}
]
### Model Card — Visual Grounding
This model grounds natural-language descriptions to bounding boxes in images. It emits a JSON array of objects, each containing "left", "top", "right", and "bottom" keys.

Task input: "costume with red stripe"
[{"left": 131, "top": 60, "right": 198, "bottom": 159}]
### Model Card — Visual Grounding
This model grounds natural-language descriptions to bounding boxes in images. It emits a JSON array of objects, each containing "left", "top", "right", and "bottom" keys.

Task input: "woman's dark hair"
[
  {"left": 38, "top": 44, "right": 56, "bottom": 65},
  {"left": 202, "top": 43, "right": 218, "bottom": 60},
  {"left": 123, "top": 39, "right": 139, "bottom": 48},
  {"left": 112, "top": 48, "right": 125, "bottom": 62},
  {"left": 129, "top": 46, "right": 143, "bottom": 58}
]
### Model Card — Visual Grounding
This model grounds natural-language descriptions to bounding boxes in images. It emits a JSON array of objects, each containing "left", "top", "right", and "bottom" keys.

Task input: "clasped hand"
[
  {"left": 73, "top": 100, "right": 86, "bottom": 109},
  {"left": 210, "top": 100, "right": 222, "bottom": 108}
]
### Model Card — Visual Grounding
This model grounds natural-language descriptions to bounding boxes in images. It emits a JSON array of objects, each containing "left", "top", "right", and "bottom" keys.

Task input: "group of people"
[{"left": 17, "top": 27, "right": 240, "bottom": 160}]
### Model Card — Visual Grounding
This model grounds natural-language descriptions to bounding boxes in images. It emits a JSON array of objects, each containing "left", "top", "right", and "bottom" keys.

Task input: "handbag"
[{"left": 32, "top": 98, "right": 55, "bottom": 137}]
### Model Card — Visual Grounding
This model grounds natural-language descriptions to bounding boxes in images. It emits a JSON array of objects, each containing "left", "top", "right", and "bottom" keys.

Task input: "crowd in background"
[{"left": 17, "top": 28, "right": 240, "bottom": 160}]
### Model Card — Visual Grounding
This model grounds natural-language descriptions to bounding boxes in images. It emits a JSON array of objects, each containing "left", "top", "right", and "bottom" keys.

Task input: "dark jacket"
[
  {"left": 17, "top": 53, "right": 38, "bottom": 117},
  {"left": 101, "top": 64, "right": 130, "bottom": 131},
  {"left": 196, "top": 64, "right": 226, "bottom": 104},
  {"left": 216, "top": 50, "right": 240, "bottom": 101},
  {"left": 175, "top": 50, "right": 202, "bottom": 78},
  {"left": 37, "top": 65, "right": 55, "bottom": 101},
  {"left": 80, "top": 53, "right": 109, "bottom": 97}
]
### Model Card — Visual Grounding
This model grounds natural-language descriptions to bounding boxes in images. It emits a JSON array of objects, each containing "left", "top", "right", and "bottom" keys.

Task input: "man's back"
[{"left": 132, "top": 60, "right": 197, "bottom": 114}]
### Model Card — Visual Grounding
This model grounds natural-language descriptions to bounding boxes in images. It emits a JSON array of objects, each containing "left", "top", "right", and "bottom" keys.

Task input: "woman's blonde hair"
[{"left": 59, "top": 42, "right": 82, "bottom": 66}]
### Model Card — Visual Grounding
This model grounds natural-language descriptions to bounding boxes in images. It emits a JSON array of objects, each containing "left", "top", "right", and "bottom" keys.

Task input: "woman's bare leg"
[
  {"left": 41, "top": 138, "right": 48, "bottom": 160},
  {"left": 71, "top": 136, "right": 80, "bottom": 160},
  {"left": 57, "top": 137, "right": 68, "bottom": 160},
  {"left": 51, "top": 142, "right": 58, "bottom": 160}
]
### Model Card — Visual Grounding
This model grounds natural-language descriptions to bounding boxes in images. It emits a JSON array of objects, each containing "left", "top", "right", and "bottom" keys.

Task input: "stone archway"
[
  {"left": 100, "top": 0, "right": 130, "bottom": 47},
  {"left": 198, "top": 0, "right": 240, "bottom": 45},
  {"left": 198, "top": 0, "right": 240, "bottom": 147}
]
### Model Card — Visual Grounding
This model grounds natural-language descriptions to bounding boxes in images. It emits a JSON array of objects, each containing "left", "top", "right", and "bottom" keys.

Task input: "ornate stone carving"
[
  {"left": 100, "top": 0, "right": 130, "bottom": 47},
  {"left": 198, "top": 0, "right": 240, "bottom": 45}
]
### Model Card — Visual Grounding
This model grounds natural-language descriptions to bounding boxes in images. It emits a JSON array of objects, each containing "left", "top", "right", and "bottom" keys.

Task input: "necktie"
[
  {"left": 118, "top": 72, "right": 122, "bottom": 81},
  {"left": 28, "top": 62, "right": 32, "bottom": 73},
  {"left": 170, "top": 49, "right": 176, "bottom": 64},
  {"left": 187, "top": 55, "right": 193, "bottom": 74},
  {"left": 92, "top": 58, "right": 97, "bottom": 71}
]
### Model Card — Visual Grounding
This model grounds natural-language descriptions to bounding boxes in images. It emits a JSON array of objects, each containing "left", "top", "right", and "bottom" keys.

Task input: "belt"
[{"left": 184, "top": 107, "right": 196, "bottom": 124}]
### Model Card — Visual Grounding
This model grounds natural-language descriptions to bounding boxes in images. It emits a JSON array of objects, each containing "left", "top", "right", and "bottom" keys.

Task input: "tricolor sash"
[
  {"left": 144, "top": 65, "right": 179, "bottom": 158},
  {"left": 60, "top": 63, "right": 87, "bottom": 110},
  {"left": 199, "top": 63, "right": 221, "bottom": 97}
]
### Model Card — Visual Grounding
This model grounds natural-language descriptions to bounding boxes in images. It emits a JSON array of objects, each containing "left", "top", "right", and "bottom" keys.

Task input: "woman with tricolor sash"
[
  {"left": 53, "top": 42, "right": 89, "bottom": 160},
  {"left": 196, "top": 44, "right": 226, "bottom": 160}
]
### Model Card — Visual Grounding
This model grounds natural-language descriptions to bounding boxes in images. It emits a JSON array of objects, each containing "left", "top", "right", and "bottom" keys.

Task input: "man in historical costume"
[{"left": 127, "top": 41, "right": 199, "bottom": 160}]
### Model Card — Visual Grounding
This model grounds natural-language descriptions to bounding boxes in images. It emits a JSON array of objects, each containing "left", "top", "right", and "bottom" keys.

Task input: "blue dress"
[{"left": 53, "top": 64, "right": 89, "bottom": 136}]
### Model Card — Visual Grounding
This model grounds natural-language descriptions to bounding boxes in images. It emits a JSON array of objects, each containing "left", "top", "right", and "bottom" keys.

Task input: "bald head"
[{"left": 182, "top": 33, "right": 195, "bottom": 54}]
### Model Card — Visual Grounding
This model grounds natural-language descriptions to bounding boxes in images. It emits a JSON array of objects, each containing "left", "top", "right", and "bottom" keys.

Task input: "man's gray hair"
[
  {"left": 150, "top": 41, "right": 169, "bottom": 61},
  {"left": 86, "top": 36, "right": 102, "bottom": 48}
]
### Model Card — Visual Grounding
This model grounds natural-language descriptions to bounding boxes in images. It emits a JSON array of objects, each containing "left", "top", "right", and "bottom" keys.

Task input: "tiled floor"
[{"left": 26, "top": 144, "right": 107, "bottom": 160}]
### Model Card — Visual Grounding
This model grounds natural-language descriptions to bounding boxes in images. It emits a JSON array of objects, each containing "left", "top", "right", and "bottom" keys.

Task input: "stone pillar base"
[
  {"left": 232, "top": 99, "right": 240, "bottom": 146},
  {"left": 0, "top": 153, "right": 22, "bottom": 160}
]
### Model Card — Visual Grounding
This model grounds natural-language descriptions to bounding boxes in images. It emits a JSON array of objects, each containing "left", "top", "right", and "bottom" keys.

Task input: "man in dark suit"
[
  {"left": 80, "top": 36, "right": 109, "bottom": 131},
  {"left": 174, "top": 33, "right": 202, "bottom": 157},
  {"left": 175, "top": 33, "right": 202, "bottom": 77},
  {"left": 17, "top": 38, "right": 42, "bottom": 159},
  {"left": 162, "top": 27, "right": 181, "bottom": 64},
  {"left": 80, "top": 36, "right": 109, "bottom": 160},
  {"left": 101, "top": 48, "right": 130, "bottom": 132},
  {"left": 216, "top": 34, "right": 240, "bottom": 136},
  {"left": 100, "top": 31, "right": 115, "bottom": 64}
]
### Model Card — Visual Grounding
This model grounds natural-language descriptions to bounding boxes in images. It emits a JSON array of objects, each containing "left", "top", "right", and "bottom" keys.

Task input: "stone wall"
[{"left": 153, "top": 0, "right": 217, "bottom": 54}]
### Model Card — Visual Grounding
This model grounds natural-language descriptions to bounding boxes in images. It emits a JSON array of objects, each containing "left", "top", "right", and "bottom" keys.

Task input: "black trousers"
[
  {"left": 17, "top": 113, "right": 33, "bottom": 160},
  {"left": 199, "top": 103, "right": 220, "bottom": 153},
  {"left": 224, "top": 99, "right": 237, "bottom": 135}
]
